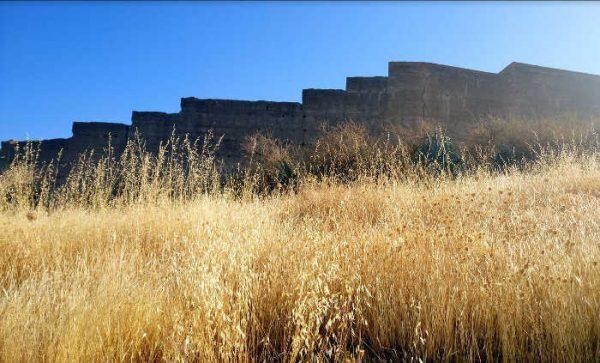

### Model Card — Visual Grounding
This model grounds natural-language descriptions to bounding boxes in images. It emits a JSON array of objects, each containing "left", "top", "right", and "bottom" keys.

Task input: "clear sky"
[{"left": 1, "top": 1, "right": 599, "bottom": 141}]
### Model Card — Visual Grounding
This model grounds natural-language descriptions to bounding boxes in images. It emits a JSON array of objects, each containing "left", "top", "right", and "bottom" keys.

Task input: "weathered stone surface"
[
  {"left": 70, "top": 122, "right": 129, "bottom": 151},
  {"left": 346, "top": 76, "right": 388, "bottom": 93},
  {"left": 1, "top": 61, "right": 599, "bottom": 173}
]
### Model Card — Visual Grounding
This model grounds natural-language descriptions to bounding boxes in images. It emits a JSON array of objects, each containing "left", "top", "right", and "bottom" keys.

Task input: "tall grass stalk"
[{"left": 0, "top": 118, "right": 599, "bottom": 360}]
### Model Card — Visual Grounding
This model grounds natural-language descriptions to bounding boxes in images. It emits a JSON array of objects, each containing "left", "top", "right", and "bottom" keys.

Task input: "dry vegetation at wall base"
[{"left": 0, "top": 118, "right": 599, "bottom": 361}]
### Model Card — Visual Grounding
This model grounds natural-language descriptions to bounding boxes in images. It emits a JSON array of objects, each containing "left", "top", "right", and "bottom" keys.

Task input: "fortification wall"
[
  {"left": 70, "top": 122, "right": 130, "bottom": 154},
  {"left": 346, "top": 76, "right": 388, "bottom": 93},
  {"left": 385, "top": 62, "right": 503, "bottom": 133},
  {"left": 0, "top": 122, "right": 129, "bottom": 170},
  {"left": 302, "top": 82, "right": 387, "bottom": 140},
  {"left": 499, "top": 62, "right": 600, "bottom": 118},
  {"left": 177, "top": 98, "right": 304, "bottom": 162},
  {"left": 383, "top": 62, "right": 600, "bottom": 137},
  {"left": 0, "top": 138, "right": 69, "bottom": 169},
  {"left": 131, "top": 111, "right": 179, "bottom": 152},
  {"left": 2, "top": 61, "right": 599, "bottom": 174}
]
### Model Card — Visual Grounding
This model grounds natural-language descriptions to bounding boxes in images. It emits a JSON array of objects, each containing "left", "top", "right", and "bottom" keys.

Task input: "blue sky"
[{"left": 1, "top": 1, "right": 599, "bottom": 141}]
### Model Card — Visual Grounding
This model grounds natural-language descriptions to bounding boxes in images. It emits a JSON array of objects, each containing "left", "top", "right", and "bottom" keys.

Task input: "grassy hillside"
[{"left": 0, "top": 120, "right": 599, "bottom": 361}]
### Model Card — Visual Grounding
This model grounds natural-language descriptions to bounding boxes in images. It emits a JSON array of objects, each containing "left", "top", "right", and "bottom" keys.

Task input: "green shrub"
[{"left": 413, "top": 132, "right": 462, "bottom": 175}]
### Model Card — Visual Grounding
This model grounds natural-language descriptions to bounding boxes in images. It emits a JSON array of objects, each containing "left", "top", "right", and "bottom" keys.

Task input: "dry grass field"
[{"left": 0, "top": 121, "right": 599, "bottom": 361}]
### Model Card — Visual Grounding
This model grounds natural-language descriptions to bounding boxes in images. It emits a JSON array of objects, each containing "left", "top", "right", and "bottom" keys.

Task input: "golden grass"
[{"left": 0, "top": 152, "right": 599, "bottom": 361}]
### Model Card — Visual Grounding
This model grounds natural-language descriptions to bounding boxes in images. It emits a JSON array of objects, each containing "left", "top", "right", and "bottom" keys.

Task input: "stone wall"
[
  {"left": 384, "top": 62, "right": 600, "bottom": 135},
  {"left": 176, "top": 98, "right": 304, "bottom": 163},
  {"left": 2, "top": 61, "right": 599, "bottom": 172},
  {"left": 0, "top": 122, "right": 129, "bottom": 170}
]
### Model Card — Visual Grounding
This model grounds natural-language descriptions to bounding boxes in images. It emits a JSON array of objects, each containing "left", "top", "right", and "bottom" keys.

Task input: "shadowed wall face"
[{"left": 2, "top": 61, "right": 600, "bottom": 171}]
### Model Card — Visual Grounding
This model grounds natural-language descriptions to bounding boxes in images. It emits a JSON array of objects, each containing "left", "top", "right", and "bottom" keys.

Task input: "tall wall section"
[
  {"left": 2, "top": 61, "right": 600, "bottom": 172},
  {"left": 384, "top": 62, "right": 600, "bottom": 136}
]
